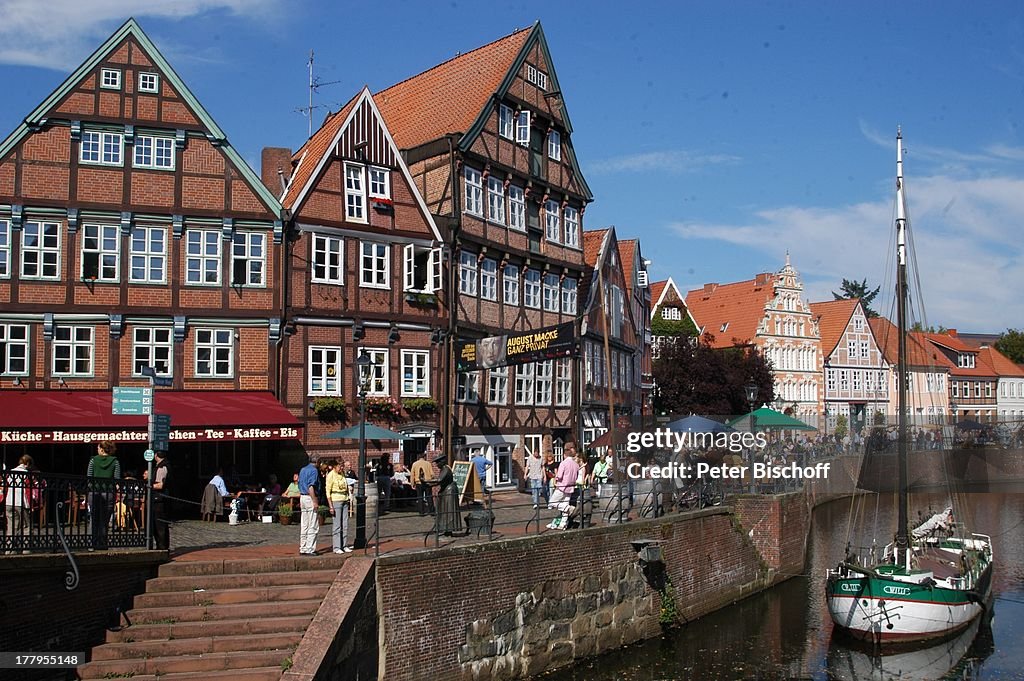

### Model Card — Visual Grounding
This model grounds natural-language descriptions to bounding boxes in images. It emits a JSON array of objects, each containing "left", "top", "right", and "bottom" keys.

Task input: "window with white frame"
[
  {"left": 839, "top": 370, "right": 849, "bottom": 391},
  {"left": 545, "top": 200, "right": 561, "bottom": 243},
  {"left": 403, "top": 243, "right": 441, "bottom": 293},
  {"left": 986, "top": 382, "right": 993, "bottom": 398},
  {"left": 548, "top": 130, "right": 561, "bottom": 160},
  {"left": 368, "top": 167, "right": 390, "bottom": 199},
  {"left": 563, "top": 206, "right": 579, "bottom": 247},
  {"left": 195, "top": 328, "right": 233, "bottom": 378},
  {"left": 488, "top": 366, "right": 508, "bottom": 404},
  {"left": 503, "top": 264, "right": 519, "bottom": 305},
  {"left": 487, "top": 176, "right": 505, "bottom": 224},
  {"left": 562, "top": 279, "right": 577, "bottom": 314},
  {"left": 359, "top": 241, "right": 389, "bottom": 288},
  {"left": 231, "top": 231, "right": 265, "bottom": 286},
  {"left": 0, "top": 324, "right": 28, "bottom": 375},
  {"left": 542, "top": 273, "right": 559, "bottom": 312},
  {"left": 459, "top": 250, "right": 478, "bottom": 295},
  {"left": 457, "top": 371, "right": 480, "bottom": 403},
  {"left": 526, "top": 64, "right": 548, "bottom": 90},
  {"left": 860, "top": 340, "right": 869, "bottom": 359},
  {"left": 555, "top": 357, "right": 571, "bottom": 406},
  {"left": 134, "top": 135, "right": 174, "bottom": 170},
  {"left": 53, "top": 325, "right": 93, "bottom": 376},
  {"left": 480, "top": 258, "right": 497, "bottom": 300},
  {"left": 499, "top": 104, "right": 514, "bottom": 139},
  {"left": 958, "top": 353, "right": 975, "bottom": 369},
  {"left": 975, "top": 382, "right": 981, "bottom": 398},
  {"left": 80, "top": 130, "right": 122, "bottom": 165},
  {"left": 132, "top": 327, "right": 172, "bottom": 377},
  {"left": 515, "top": 111, "right": 530, "bottom": 145},
  {"left": 138, "top": 72, "right": 159, "bottom": 93},
  {"left": 524, "top": 269, "right": 541, "bottom": 308},
  {"left": 464, "top": 167, "right": 483, "bottom": 215},
  {"left": 359, "top": 348, "right": 389, "bottom": 396},
  {"left": 185, "top": 229, "right": 221, "bottom": 285},
  {"left": 81, "top": 223, "right": 119, "bottom": 281},
  {"left": 847, "top": 339, "right": 856, "bottom": 359},
  {"left": 312, "top": 234, "right": 344, "bottom": 284},
  {"left": 535, "top": 360, "right": 553, "bottom": 405},
  {"left": 309, "top": 346, "right": 342, "bottom": 395},
  {"left": 21, "top": 221, "right": 60, "bottom": 279},
  {"left": 852, "top": 369, "right": 862, "bottom": 391},
  {"left": 952, "top": 380, "right": 959, "bottom": 398},
  {"left": 826, "top": 368, "right": 836, "bottom": 392},
  {"left": 523, "top": 433, "right": 544, "bottom": 460},
  {"left": 0, "top": 219, "right": 8, "bottom": 277},
  {"left": 345, "top": 164, "right": 366, "bottom": 222},
  {"left": 401, "top": 350, "right": 430, "bottom": 396},
  {"left": 515, "top": 363, "right": 534, "bottom": 405},
  {"left": 508, "top": 185, "right": 526, "bottom": 231},
  {"left": 661, "top": 307, "right": 681, "bottom": 321},
  {"left": 100, "top": 68, "right": 121, "bottom": 89},
  {"left": 129, "top": 226, "right": 165, "bottom": 283}
]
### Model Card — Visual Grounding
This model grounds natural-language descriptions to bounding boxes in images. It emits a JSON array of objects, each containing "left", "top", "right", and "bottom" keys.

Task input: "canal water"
[{"left": 542, "top": 490, "right": 1024, "bottom": 680}]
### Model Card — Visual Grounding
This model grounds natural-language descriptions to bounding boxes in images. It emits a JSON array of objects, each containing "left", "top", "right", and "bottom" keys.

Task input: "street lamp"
[
  {"left": 354, "top": 352, "right": 372, "bottom": 550},
  {"left": 744, "top": 381, "right": 758, "bottom": 493}
]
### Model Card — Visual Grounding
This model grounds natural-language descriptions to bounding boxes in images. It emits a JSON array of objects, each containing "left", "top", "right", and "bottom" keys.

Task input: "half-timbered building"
[
  {"left": 374, "top": 22, "right": 593, "bottom": 487},
  {"left": 0, "top": 19, "right": 296, "bottom": 490},
  {"left": 280, "top": 88, "right": 446, "bottom": 462}
]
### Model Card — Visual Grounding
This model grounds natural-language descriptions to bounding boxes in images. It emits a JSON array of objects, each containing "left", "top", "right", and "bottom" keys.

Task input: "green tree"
[
  {"left": 651, "top": 305, "right": 697, "bottom": 337},
  {"left": 995, "top": 328, "right": 1024, "bottom": 364},
  {"left": 652, "top": 333, "right": 774, "bottom": 418},
  {"left": 910, "top": 322, "right": 949, "bottom": 333},
  {"left": 832, "top": 278, "right": 881, "bottom": 317}
]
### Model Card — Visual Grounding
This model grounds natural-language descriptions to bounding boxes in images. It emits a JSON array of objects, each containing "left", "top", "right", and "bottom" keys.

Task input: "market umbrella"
[
  {"left": 727, "top": 407, "right": 816, "bottom": 431},
  {"left": 588, "top": 428, "right": 636, "bottom": 448},
  {"left": 955, "top": 419, "right": 985, "bottom": 432},
  {"left": 665, "top": 414, "right": 735, "bottom": 434},
  {"left": 322, "top": 422, "right": 411, "bottom": 440}
]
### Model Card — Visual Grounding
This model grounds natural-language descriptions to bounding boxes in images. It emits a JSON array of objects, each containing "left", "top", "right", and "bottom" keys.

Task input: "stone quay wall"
[{"left": 375, "top": 502, "right": 804, "bottom": 681}]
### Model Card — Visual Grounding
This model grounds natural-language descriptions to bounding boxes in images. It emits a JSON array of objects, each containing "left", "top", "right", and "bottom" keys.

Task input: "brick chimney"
[
  {"left": 754, "top": 273, "right": 771, "bottom": 286},
  {"left": 703, "top": 283, "right": 718, "bottom": 294},
  {"left": 260, "top": 147, "right": 293, "bottom": 196},
  {"left": 947, "top": 328, "right": 957, "bottom": 337}
]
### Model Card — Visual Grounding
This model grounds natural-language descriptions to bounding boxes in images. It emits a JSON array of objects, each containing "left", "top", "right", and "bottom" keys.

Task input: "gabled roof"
[
  {"left": 0, "top": 18, "right": 281, "bottom": 216},
  {"left": 923, "top": 331, "right": 1000, "bottom": 377},
  {"left": 923, "top": 331, "right": 975, "bottom": 354},
  {"left": 374, "top": 22, "right": 593, "bottom": 201},
  {"left": 808, "top": 298, "right": 860, "bottom": 358},
  {"left": 617, "top": 239, "right": 637, "bottom": 297},
  {"left": 684, "top": 275, "right": 777, "bottom": 349},
  {"left": 868, "top": 318, "right": 951, "bottom": 370},
  {"left": 583, "top": 228, "right": 609, "bottom": 267},
  {"left": 979, "top": 346, "right": 1024, "bottom": 378},
  {"left": 650, "top": 278, "right": 684, "bottom": 317}
]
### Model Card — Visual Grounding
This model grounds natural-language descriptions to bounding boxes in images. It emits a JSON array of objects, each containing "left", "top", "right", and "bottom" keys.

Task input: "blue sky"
[{"left": 1, "top": 1, "right": 1022, "bottom": 332}]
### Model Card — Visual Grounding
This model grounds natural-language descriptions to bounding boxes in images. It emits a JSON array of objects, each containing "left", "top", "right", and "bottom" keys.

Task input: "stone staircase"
[{"left": 77, "top": 555, "right": 349, "bottom": 680}]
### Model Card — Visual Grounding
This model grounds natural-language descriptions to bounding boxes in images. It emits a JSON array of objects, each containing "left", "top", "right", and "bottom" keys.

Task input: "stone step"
[
  {"left": 91, "top": 631, "right": 303, "bottom": 661},
  {"left": 147, "top": 567, "right": 340, "bottom": 593},
  {"left": 78, "top": 649, "right": 289, "bottom": 679},
  {"left": 87, "top": 668, "right": 284, "bottom": 681},
  {"left": 126, "top": 598, "right": 322, "bottom": 624},
  {"left": 159, "top": 554, "right": 348, "bottom": 577},
  {"left": 106, "top": 614, "right": 314, "bottom": 643},
  {"left": 134, "top": 582, "right": 329, "bottom": 608}
]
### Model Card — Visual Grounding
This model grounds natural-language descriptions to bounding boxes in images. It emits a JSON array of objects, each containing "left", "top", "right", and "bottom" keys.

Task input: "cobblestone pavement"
[{"left": 168, "top": 488, "right": 636, "bottom": 562}]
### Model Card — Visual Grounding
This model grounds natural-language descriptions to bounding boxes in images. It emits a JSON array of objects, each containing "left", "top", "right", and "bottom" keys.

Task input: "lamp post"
[
  {"left": 744, "top": 381, "right": 758, "bottom": 493},
  {"left": 353, "top": 352, "right": 372, "bottom": 550}
]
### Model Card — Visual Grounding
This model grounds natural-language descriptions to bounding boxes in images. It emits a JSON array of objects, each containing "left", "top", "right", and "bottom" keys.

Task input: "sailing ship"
[{"left": 824, "top": 129, "right": 994, "bottom": 644}]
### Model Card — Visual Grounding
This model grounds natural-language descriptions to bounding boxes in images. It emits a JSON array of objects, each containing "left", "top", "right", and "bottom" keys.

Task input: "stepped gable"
[
  {"left": 685, "top": 274, "right": 777, "bottom": 348},
  {"left": 0, "top": 17, "right": 281, "bottom": 219},
  {"left": 809, "top": 298, "right": 860, "bottom": 357}
]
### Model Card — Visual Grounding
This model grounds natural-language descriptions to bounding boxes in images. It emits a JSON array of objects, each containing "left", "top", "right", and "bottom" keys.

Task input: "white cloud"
[
  {"left": 0, "top": 0, "right": 278, "bottom": 69},
  {"left": 671, "top": 172, "right": 1024, "bottom": 331},
  {"left": 589, "top": 149, "right": 740, "bottom": 174}
]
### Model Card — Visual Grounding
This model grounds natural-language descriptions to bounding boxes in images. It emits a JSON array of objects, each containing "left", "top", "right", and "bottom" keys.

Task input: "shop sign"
[{"left": 0, "top": 425, "right": 301, "bottom": 445}]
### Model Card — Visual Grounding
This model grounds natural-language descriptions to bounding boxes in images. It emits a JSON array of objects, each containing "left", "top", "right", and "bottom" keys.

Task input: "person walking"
[
  {"left": 326, "top": 460, "right": 352, "bottom": 554},
  {"left": 151, "top": 451, "right": 170, "bottom": 550},
  {"left": 470, "top": 450, "right": 492, "bottom": 492},
  {"left": 547, "top": 443, "right": 580, "bottom": 530},
  {"left": 524, "top": 449, "right": 545, "bottom": 509},
  {"left": 4, "top": 454, "right": 34, "bottom": 554},
  {"left": 410, "top": 452, "right": 435, "bottom": 516},
  {"left": 87, "top": 441, "right": 121, "bottom": 550},
  {"left": 375, "top": 455, "right": 394, "bottom": 513},
  {"left": 297, "top": 457, "right": 321, "bottom": 555}
]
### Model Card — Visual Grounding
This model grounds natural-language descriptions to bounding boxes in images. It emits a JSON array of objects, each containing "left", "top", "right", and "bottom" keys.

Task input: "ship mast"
[{"left": 894, "top": 127, "right": 910, "bottom": 559}]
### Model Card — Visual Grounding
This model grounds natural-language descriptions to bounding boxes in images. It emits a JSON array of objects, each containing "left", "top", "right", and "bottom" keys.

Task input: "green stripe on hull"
[{"left": 828, "top": 577, "right": 974, "bottom": 606}]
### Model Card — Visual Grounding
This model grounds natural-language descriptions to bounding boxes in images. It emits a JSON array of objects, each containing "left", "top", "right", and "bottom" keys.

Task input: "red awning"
[{"left": 0, "top": 390, "right": 301, "bottom": 445}]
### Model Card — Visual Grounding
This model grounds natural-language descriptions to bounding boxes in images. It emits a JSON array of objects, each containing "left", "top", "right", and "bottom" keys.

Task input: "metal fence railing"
[{"left": 1, "top": 470, "right": 149, "bottom": 554}]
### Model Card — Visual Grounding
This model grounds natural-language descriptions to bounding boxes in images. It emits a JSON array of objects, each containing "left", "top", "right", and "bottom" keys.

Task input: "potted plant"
[
  {"left": 311, "top": 396, "right": 347, "bottom": 421},
  {"left": 402, "top": 396, "right": 439, "bottom": 415},
  {"left": 363, "top": 396, "right": 402, "bottom": 420},
  {"left": 278, "top": 502, "right": 294, "bottom": 525}
]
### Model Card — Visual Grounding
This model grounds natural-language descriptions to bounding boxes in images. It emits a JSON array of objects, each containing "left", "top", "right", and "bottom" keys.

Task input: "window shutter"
[
  {"left": 429, "top": 247, "right": 442, "bottom": 293},
  {"left": 403, "top": 244, "right": 415, "bottom": 291}
]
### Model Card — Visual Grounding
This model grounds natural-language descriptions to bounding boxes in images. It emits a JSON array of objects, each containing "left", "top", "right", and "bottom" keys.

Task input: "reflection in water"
[{"left": 540, "top": 492, "right": 1024, "bottom": 680}]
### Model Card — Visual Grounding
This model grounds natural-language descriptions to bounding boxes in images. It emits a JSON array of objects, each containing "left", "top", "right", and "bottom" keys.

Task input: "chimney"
[
  {"left": 754, "top": 273, "right": 771, "bottom": 286},
  {"left": 947, "top": 328, "right": 957, "bottom": 337},
  {"left": 261, "top": 147, "right": 293, "bottom": 196},
  {"left": 703, "top": 283, "right": 718, "bottom": 294}
]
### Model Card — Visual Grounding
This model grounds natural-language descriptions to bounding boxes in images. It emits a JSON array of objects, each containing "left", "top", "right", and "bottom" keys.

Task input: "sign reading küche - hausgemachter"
[{"left": 456, "top": 322, "right": 575, "bottom": 372}]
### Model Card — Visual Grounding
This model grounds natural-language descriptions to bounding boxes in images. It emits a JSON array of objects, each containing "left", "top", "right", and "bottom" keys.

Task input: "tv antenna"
[{"left": 297, "top": 50, "right": 343, "bottom": 138}]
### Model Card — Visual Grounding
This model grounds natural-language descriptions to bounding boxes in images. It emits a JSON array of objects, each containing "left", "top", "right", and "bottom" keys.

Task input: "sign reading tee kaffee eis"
[
  {"left": 456, "top": 322, "right": 575, "bottom": 372},
  {"left": 1, "top": 426, "right": 301, "bottom": 445}
]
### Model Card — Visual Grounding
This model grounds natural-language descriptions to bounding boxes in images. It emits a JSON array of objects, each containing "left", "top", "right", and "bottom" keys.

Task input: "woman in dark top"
[
  {"left": 376, "top": 455, "right": 394, "bottom": 512},
  {"left": 433, "top": 454, "right": 462, "bottom": 535},
  {"left": 543, "top": 454, "right": 557, "bottom": 503}
]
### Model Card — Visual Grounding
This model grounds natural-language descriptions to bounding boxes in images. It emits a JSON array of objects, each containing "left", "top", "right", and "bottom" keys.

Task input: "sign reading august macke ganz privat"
[
  {"left": 1, "top": 426, "right": 301, "bottom": 444},
  {"left": 456, "top": 321, "right": 575, "bottom": 372}
]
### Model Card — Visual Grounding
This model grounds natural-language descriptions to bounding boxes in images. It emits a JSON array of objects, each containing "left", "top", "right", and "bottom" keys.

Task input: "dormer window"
[
  {"left": 957, "top": 352, "right": 975, "bottom": 369},
  {"left": 101, "top": 68, "right": 121, "bottom": 90}
]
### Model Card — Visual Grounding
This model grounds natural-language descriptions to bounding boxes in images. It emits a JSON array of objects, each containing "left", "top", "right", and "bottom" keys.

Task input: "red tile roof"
[
  {"left": 282, "top": 92, "right": 360, "bottom": 209},
  {"left": 617, "top": 239, "right": 637, "bottom": 296},
  {"left": 684, "top": 275, "right": 776, "bottom": 349},
  {"left": 922, "top": 332, "right": 997, "bottom": 377},
  {"left": 868, "top": 318, "right": 952, "bottom": 369},
  {"left": 374, "top": 28, "right": 532, "bottom": 150},
  {"left": 978, "top": 346, "right": 1024, "bottom": 377},
  {"left": 583, "top": 228, "right": 608, "bottom": 267},
  {"left": 650, "top": 280, "right": 668, "bottom": 309},
  {"left": 809, "top": 299, "right": 859, "bottom": 358}
]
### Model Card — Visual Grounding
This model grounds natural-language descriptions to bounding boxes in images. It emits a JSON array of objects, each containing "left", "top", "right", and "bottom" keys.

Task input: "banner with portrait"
[{"left": 456, "top": 322, "right": 575, "bottom": 372}]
